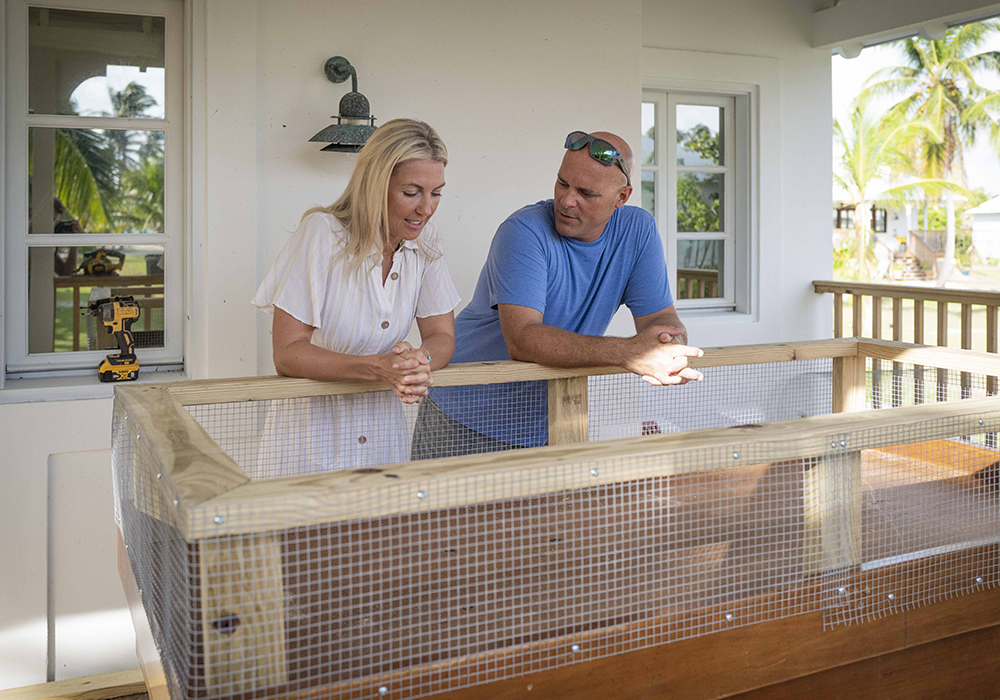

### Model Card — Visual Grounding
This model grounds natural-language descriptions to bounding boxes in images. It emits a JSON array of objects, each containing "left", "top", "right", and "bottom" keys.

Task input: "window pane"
[
  {"left": 642, "top": 102, "right": 656, "bottom": 165},
  {"left": 676, "top": 240, "right": 723, "bottom": 300},
  {"left": 677, "top": 173, "right": 723, "bottom": 233},
  {"left": 29, "top": 127, "right": 165, "bottom": 234},
  {"left": 641, "top": 171, "right": 655, "bottom": 217},
  {"left": 28, "top": 245, "right": 165, "bottom": 354},
  {"left": 29, "top": 8, "right": 165, "bottom": 118},
  {"left": 676, "top": 104, "right": 722, "bottom": 166}
]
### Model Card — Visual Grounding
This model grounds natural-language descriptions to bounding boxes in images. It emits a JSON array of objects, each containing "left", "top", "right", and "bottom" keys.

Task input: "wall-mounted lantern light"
[{"left": 309, "top": 56, "right": 377, "bottom": 152}]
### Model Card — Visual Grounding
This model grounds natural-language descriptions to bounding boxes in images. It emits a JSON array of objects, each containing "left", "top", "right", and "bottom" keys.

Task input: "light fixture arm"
[{"left": 324, "top": 56, "right": 358, "bottom": 92}]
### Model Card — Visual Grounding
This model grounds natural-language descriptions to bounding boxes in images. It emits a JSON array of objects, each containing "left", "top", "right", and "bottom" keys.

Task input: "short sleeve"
[
  {"left": 486, "top": 217, "right": 548, "bottom": 313},
  {"left": 621, "top": 212, "right": 674, "bottom": 316},
  {"left": 415, "top": 224, "right": 462, "bottom": 318},
  {"left": 252, "top": 213, "right": 338, "bottom": 328}
]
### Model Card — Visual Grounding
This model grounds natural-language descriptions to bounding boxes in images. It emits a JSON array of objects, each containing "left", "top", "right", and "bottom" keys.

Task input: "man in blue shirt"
[{"left": 413, "top": 130, "right": 703, "bottom": 458}]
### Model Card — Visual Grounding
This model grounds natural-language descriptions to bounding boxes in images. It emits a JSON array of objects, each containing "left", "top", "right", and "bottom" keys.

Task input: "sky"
[{"left": 832, "top": 30, "right": 1000, "bottom": 200}]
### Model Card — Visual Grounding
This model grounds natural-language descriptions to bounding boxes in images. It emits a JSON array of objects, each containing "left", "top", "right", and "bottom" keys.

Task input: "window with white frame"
[
  {"left": 4, "top": 0, "right": 183, "bottom": 377},
  {"left": 641, "top": 90, "right": 750, "bottom": 313}
]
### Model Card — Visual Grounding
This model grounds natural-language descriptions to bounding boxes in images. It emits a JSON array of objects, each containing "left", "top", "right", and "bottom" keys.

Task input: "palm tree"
[
  {"left": 861, "top": 21, "right": 1000, "bottom": 285},
  {"left": 107, "top": 82, "right": 156, "bottom": 166},
  {"left": 834, "top": 98, "right": 962, "bottom": 279}
]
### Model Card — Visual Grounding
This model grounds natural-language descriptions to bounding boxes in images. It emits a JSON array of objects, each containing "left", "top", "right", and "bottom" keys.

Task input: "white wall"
[
  {"left": 0, "top": 399, "right": 112, "bottom": 687},
  {"left": 972, "top": 213, "right": 1000, "bottom": 261},
  {"left": 1, "top": 0, "right": 840, "bottom": 688},
  {"left": 252, "top": 0, "right": 643, "bottom": 373}
]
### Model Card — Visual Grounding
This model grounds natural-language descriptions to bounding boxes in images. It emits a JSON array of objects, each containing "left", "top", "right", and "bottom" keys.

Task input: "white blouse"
[{"left": 250, "top": 212, "right": 461, "bottom": 478}]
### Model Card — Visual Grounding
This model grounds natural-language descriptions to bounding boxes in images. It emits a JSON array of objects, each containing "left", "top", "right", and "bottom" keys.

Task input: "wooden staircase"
[{"left": 893, "top": 252, "right": 932, "bottom": 281}]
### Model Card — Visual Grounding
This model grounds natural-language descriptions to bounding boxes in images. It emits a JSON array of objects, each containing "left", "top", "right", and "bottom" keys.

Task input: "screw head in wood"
[
  {"left": 887, "top": 593, "right": 895, "bottom": 601},
  {"left": 725, "top": 613, "right": 734, "bottom": 622},
  {"left": 213, "top": 515, "right": 225, "bottom": 524},
  {"left": 571, "top": 644, "right": 581, "bottom": 653},
  {"left": 416, "top": 491, "right": 426, "bottom": 499},
  {"left": 838, "top": 587, "right": 847, "bottom": 596},
  {"left": 590, "top": 468, "right": 599, "bottom": 477},
  {"left": 976, "top": 576, "right": 984, "bottom": 584},
  {"left": 839, "top": 440, "right": 847, "bottom": 447},
  {"left": 156, "top": 472, "right": 162, "bottom": 479},
  {"left": 378, "top": 687, "right": 389, "bottom": 696},
  {"left": 732, "top": 452, "right": 739, "bottom": 459}
]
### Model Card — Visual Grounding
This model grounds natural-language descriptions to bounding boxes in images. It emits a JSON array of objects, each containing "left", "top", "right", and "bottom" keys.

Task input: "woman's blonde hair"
[{"left": 305, "top": 118, "right": 448, "bottom": 274}]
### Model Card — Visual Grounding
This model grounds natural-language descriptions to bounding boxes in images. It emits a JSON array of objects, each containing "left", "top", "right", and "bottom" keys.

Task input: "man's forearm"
[{"left": 506, "top": 322, "right": 631, "bottom": 368}]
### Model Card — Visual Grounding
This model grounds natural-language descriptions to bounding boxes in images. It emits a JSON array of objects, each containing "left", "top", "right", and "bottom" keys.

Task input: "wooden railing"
[
  {"left": 54, "top": 273, "right": 164, "bottom": 351},
  {"left": 912, "top": 229, "right": 947, "bottom": 252},
  {"left": 814, "top": 280, "right": 1000, "bottom": 409},
  {"left": 908, "top": 233, "right": 940, "bottom": 278},
  {"left": 677, "top": 267, "right": 719, "bottom": 299}
]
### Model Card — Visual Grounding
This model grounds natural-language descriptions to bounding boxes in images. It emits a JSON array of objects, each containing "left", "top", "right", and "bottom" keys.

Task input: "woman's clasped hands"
[{"left": 374, "top": 341, "right": 433, "bottom": 404}]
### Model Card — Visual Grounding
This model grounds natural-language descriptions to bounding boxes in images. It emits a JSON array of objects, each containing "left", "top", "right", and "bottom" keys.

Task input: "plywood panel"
[{"left": 49, "top": 450, "right": 135, "bottom": 680}]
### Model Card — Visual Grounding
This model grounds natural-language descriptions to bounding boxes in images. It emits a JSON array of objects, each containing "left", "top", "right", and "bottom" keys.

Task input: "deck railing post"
[
  {"left": 548, "top": 377, "right": 589, "bottom": 445},
  {"left": 809, "top": 351, "right": 866, "bottom": 574},
  {"left": 937, "top": 301, "right": 949, "bottom": 402}
]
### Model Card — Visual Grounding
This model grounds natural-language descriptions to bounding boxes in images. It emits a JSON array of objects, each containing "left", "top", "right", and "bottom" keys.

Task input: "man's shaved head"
[
  {"left": 589, "top": 131, "right": 634, "bottom": 181},
  {"left": 554, "top": 130, "right": 635, "bottom": 242}
]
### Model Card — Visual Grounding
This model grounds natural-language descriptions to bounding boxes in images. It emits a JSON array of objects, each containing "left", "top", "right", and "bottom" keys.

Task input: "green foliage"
[
  {"left": 675, "top": 125, "right": 721, "bottom": 233},
  {"left": 860, "top": 21, "right": 1000, "bottom": 189},
  {"left": 45, "top": 82, "right": 164, "bottom": 234},
  {"left": 677, "top": 174, "right": 720, "bottom": 233},
  {"left": 677, "top": 124, "right": 720, "bottom": 163}
]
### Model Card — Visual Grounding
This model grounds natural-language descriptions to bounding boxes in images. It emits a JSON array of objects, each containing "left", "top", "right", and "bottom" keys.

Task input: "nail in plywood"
[{"left": 547, "top": 377, "right": 588, "bottom": 446}]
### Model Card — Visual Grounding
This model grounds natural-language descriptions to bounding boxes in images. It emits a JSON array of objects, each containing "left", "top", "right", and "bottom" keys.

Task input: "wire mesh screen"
[
  {"left": 823, "top": 418, "right": 1000, "bottom": 627},
  {"left": 868, "top": 357, "right": 996, "bottom": 410},
  {"left": 113, "top": 396, "right": 196, "bottom": 700},
  {"left": 184, "top": 359, "right": 833, "bottom": 479},
  {"left": 589, "top": 359, "right": 832, "bottom": 439},
  {"left": 113, "top": 355, "right": 1000, "bottom": 700}
]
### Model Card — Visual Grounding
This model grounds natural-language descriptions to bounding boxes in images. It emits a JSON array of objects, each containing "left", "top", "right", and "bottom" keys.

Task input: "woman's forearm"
[
  {"left": 420, "top": 331, "right": 455, "bottom": 371},
  {"left": 274, "top": 338, "right": 378, "bottom": 381}
]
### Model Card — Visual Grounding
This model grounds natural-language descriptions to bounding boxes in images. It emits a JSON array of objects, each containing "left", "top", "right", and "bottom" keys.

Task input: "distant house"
[{"left": 966, "top": 196, "right": 1000, "bottom": 262}]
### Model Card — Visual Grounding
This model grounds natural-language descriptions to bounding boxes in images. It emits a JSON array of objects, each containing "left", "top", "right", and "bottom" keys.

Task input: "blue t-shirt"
[{"left": 433, "top": 200, "right": 673, "bottom": 446}]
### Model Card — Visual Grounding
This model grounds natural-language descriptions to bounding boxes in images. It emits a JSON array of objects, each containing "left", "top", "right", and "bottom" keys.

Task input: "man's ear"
[{"left": 615, "top": 185, "right": 633, "bottom": 208}]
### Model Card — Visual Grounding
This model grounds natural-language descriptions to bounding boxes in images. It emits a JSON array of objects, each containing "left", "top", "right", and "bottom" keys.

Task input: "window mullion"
[{"left": 665, "top": 92, "right": 677, "bottom": 295}]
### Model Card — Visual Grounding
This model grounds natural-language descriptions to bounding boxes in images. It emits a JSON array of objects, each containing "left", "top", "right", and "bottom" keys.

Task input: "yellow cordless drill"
[{"left": 89, "top": 296, "right": 141, "bottom": 382}]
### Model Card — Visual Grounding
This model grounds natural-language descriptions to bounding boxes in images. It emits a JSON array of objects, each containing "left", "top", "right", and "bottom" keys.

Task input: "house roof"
[{"left": 967, "top": 197, "right": 1000, "bottom": 216}]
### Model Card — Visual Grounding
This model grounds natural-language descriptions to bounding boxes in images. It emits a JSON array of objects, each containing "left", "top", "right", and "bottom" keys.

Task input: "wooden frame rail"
[
  {"left": 113, "top": 338, "right": 1000, "bottom": 700},
  {"left": 118, "top": 337, "right": 1000, "bottom": 540}
]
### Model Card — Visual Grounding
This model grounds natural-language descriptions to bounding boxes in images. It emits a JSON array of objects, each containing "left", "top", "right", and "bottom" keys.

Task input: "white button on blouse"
[{"left": 250, "top": 212, "right": 460, "bottom": 477}]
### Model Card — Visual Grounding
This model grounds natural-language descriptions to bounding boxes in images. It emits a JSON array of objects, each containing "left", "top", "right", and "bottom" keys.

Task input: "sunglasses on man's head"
[{"left": 564, "top": 131, "right": 631, "bottom": 187}]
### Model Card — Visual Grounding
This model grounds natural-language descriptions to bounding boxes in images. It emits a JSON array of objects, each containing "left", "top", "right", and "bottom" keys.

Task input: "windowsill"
[
  {"left": 0, "top": 369, "right": 188, "bottom": 405},
  {"left": 679, "top": 308, "right": 756, "bottom": 324}
]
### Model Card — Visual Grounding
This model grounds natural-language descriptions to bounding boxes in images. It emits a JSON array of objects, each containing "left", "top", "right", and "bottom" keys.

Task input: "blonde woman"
[{"left": 252, "top": 119, "right": 460, "bottom": 476}]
